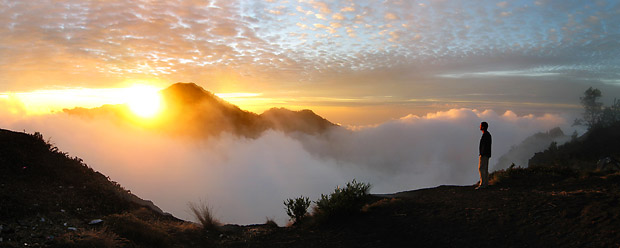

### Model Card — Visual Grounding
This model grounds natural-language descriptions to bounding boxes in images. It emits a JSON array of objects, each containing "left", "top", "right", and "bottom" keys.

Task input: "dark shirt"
[{"left": 479, "top": 131, "right": 492, "bottom": 157}]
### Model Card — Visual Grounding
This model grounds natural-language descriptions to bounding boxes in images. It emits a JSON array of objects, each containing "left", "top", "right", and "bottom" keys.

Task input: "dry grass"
[
  {"left": 188, "top": 201, "right": 221, "bottom": 232},
  {"left": 54, "top": 228, "right": 124, "bottom": 248},
  {"left": 361, "top": 198, "right": 402, "bottom": 213},
  {"left": 264, "top": 217, "right": 279, "bottom": 227},
  {"left": 105, "top": 212, "right": 171, "bottom": 248}
]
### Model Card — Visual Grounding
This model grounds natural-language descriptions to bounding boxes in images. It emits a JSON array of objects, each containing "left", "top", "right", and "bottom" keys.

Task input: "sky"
[
  {"left": 1, "top": 0, "right": 620, "bottom": 125},
  {"left": 1, "top": 0, "right": 616, "bottom": 225}
]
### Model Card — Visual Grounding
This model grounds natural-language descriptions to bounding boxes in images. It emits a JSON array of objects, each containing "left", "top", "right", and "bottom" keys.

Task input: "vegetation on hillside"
[
  {"left": 573, "top": 87, "right": 620, "bottom": 130},
  {"left": 529, "top": 87, "right": 620, "bottom": 170}
]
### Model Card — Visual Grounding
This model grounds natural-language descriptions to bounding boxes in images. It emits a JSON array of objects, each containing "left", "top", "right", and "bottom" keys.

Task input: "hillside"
[
  {"left": 529, "top": 122, "right": 620, "bottom": 169},
  {"left": 0, "top": 129, "right": 211, "bottom": 247},
  {"left": 63, "top": 83, "right": 339, "bottom": 138},
  {"left": 493, "top": 127, "right": 570, "bottom": 170}
]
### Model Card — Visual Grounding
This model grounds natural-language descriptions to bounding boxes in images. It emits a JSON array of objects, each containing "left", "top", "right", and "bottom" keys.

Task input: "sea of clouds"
[{"left": 0, "top": 105, "right": 575, "bottom": 225}]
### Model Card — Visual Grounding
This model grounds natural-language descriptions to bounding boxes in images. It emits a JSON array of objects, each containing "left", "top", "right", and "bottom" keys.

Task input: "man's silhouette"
[{"left": 477, "top": 121, "right": 492, "bottom": 190}]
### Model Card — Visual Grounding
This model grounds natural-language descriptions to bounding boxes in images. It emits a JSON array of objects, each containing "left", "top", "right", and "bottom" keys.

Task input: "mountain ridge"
[{"left": 63, "top": 82, "right": 339, "bottom": 138}]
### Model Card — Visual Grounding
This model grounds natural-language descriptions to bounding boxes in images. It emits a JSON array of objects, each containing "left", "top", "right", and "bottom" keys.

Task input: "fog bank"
[{"left": 0, "top": 106, "right": 574, "bottom": 225}]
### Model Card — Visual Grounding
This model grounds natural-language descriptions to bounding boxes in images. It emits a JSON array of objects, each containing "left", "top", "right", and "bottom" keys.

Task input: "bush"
[
  {"left": 284, "top": 196, "right": 311, "bottom": 224},
  {"left": 314, "top": 179, "right": 371, "bottom": 222},
  {"left": 188, "top": 201, "right": 221, "bottom": 232}
]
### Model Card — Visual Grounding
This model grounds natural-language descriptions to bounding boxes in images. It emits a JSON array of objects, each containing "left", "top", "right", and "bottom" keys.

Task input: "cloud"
[
  {"left": 332, "top": 13, "right": 345, "bottom": 20},
  {"left": 1, "top": 0, "right": 619, "bottom": 101},
  {"left": 340, "top": 6, "right": 355, "bottom": 12},
  {"left": 384, "top": 12, "right": 399, "bottom": 20},
  {"left": 0, "top": 106, "right": 574, "bottom": 225}
]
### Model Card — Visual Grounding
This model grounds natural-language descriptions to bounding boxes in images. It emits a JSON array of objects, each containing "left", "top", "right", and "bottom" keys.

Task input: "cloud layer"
[{"left": 0, "top": 106, "right": 574, "bottom": 225}]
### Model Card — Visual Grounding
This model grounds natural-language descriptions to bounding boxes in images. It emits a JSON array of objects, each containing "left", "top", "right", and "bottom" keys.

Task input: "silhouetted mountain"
[
  {"left": 260, "top": 108, "right": 336, "bottom": 135},
  {"left": 158, "top": 82, "right": 265, "bottom": 138},
  {"left": 493, "top": 127, "right": 570, "bottom": 170},
  {"left": 529, "top": 122, "right": 620, "bottom": 169},
  {"left": 63, "top": 82, "right": 339, "bottom": 138}
]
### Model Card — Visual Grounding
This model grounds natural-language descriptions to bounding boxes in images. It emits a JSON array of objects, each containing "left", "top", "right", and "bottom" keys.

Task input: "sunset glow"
[
  {"left": 1, "top": 0, "right": 618, "bottom": 227},
  {"left": 0, "top": 0, "right": 617, "bottom": 125},
  {"left": 125, "top": 85, "right": 162, "bottom": 118}
]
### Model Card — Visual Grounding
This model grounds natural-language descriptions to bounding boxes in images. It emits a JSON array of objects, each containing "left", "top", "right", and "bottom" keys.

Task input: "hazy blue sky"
[{"left": 1, "top": 0, "right": 619, "bottom": 124}]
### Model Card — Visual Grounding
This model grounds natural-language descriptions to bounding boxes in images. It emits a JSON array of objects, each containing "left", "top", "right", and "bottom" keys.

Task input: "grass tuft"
[
  {"left": 188, "top": 201, "right": 221, "bottom": 232},
  {"left": 264, "top": 217, "right": 279, "bottom": 227}
]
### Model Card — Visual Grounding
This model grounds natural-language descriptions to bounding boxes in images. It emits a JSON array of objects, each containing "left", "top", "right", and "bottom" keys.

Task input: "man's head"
[{"left": 480, "top": 122, "right": 488, "bottom": 131}]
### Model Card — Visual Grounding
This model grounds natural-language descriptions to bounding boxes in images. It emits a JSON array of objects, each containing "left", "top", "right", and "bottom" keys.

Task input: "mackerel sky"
[{"left": 1, "top": 0, "right": 619, "bottom": 123}]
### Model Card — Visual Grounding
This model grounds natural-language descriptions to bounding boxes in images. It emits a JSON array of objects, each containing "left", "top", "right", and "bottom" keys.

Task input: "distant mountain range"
[
  {"left": 493, "top": 127, "right": 571, "bottom": 170},
  {"left": 529, "top": 122, "right": 620, "bottom": 169},
  {"left": 63, "top": 83, "right": 338, "bottom": 138}
]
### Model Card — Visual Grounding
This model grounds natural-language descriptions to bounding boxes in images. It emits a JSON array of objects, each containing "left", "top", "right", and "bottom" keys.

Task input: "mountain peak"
[
  {"left": 161, "top": 82, "right": 220, "bottom": 105},
  {"left": 64, "top": 82, "right": 338, "bottom": 138}
]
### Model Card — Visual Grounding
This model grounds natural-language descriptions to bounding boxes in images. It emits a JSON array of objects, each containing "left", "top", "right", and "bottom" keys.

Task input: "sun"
[{"left": 125, "top": 85, "right": 162, "bottom": 118}]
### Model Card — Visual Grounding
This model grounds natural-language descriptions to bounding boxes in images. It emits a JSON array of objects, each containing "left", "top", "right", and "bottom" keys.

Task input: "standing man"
[{"left": 477, "top": 121, "right": 492, "bottom": 190}]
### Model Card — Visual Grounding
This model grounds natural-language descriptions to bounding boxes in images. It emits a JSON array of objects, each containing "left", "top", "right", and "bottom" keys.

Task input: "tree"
[
  {"left": 600, "top": 98, "right": 620, "bottom": 127},
  {"left": 575, "top": 87, "right": 620, "bottom": 129},
  {"left": 575, "top": 87, "right": 603, "bottom": 129}
]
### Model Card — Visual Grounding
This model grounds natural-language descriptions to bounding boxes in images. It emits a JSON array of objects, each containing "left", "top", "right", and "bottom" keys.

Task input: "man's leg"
[{"left": 479, "top": 156, "right": 489, "bottom": 187}]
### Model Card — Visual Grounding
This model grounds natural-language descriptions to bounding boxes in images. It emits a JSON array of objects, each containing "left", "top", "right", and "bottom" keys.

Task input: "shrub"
[
  {"left": 188, "top": 201, "right": 221, "bottom": 232},
  {"left": 284, "top": 196, "right": 311, "bottom": 224},
  {"left": 314, "top": 179, "right": 371, "bottom": 222}
]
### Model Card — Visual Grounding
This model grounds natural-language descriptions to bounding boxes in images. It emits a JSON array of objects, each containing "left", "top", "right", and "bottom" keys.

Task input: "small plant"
[
  {"left": 188, "top": 201, "right": 221, "bottom": 232},
  {"left": 314, "top": 179, "right": 371, "bottom": 222},
  {"left": 284, "top": 196, "right": 311, "bottom": 224}
]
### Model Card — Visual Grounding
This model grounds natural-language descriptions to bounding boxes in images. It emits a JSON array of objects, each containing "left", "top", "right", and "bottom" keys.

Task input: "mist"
[{"left": 0, "top": 105, "right": 575, "bottom": 225}]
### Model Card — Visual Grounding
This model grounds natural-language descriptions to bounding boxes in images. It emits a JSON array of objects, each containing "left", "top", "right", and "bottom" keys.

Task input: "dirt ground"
[{"left": 216, "top": 172, "right": 620, "bottom": 248}]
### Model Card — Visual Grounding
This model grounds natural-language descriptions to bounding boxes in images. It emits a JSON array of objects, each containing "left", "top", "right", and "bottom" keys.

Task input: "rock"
[
  {"left": 88, "top": 219, "right": 103, "bottom": 225},
  {"left": 597, "top": 157, "right": 620, "bottom": 171},
  {"left": 1, "top": 225, "right": 14, "bottom": 234}
]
